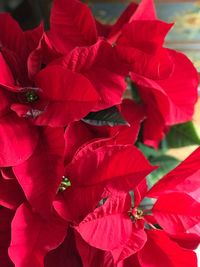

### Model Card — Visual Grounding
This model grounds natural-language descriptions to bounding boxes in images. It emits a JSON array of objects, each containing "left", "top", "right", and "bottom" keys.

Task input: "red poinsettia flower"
[
  {"left": 5, "top": 137, "right": 154, "bottom": 267},
  {"left": 53, "top": 136, "right": 155, "bottom": 223},
  {"left": 74, "top": 146, "right": 200, "bottom": 266},
  {"left": 47, "top": 138, "right": 154, "bottom": 266},
  {"left": 0, "top": 12, "right": 100, "bottom": 127},
  {"left": 75, "top": 191, "right": 199, "bottom": 266}
]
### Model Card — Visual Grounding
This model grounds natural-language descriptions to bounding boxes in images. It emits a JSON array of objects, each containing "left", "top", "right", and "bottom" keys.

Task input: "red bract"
[
  {"left": 116, "top": 20, "right": 174, "bottom": 80},
  {"left": 49, "top": 39, "right": 128, "bottom": 111},
  {"left": 92, "top": 0, "right": 156, "bottom": 45},
  {"left": 8, "top": 203, "right": 67, "bottom": 267},
  {"left": 64, "top": 99, "right": 145, "bottom": 164},
  {"left": 49, "top": 0, "right": 98, "bottom": 54},
  {"left": 148, "top": 146, "right": 200, "bottom": 201},
  {"left": 131, "top": 50, "right": 199, "bottom": 147},
  {"left": 54, "top": 138, "right": 155, "bottom": 223},
  {"left": 0, "top": 14, "right": 42, "bottom": 84},
  {"left": 47, "top": 0, "right": 130, "bottom": 111},
  {"left": 32, "top": 64, "right": 99, "bottom": 126},
  {"left": 152, "top": 192, "right": 200, "bottom": 237},
  {"left": 74, "top": 232, "right": 114, "bottom": 267},
  {"left": 0, "top": 169, "right": 25, "bottom": 209},
  {"left": 96, "top": 0, "right": 199, "bottom": 147},
  {"left": 0, "top": 25, "right": 41, "bottom": 167},
  {"left": 137, "top": 230, "right": 198, "bottom": 267},
  {"left": 76, "top": 194, "right": 147, "bottom": 264},
  {"left": 0, "top": 112, "right": 39, "bottom": 167},
  {"left": 13, "top": 127, "right": 65, "bottom": 215},
  {"left": 74, "top": 146, "right": 200, "bottom": 265},
  {"left": 0, "top": 0, "right": 199, "bottom": 266},
  {"left": 0, "top": 14, "right": 99, "bottom": 127}
]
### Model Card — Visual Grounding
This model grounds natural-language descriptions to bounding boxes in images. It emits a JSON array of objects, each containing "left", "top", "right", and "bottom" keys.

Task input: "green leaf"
[
  {"left": 147, "top": 155, "right": 180, "bottom": 188},
  {"left": 82, "top": 106, "right": 129, "bottom": 126},
  {"left": 137, "top": 142, "right": 160, "bottom": 158},
  {"left": 130, "top": 80, "right": 141, "bottom": 103},
  {"left": 165, "top": 121, "right": 200, "bottom": 148}
]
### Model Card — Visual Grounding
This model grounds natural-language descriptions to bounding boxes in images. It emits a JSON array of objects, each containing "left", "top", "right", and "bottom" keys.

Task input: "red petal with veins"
[
  {"left": 0, "top": 113, "right": 38, "bottom": 167},
  {"left": 138, "top": 230, "right": 198, "bottom": 267},
  {"left": 34, "top": 65, "right": 99, "bottom": 127},
  {"left": 153, "top": 192, "right": 200, "bottom": 236},
  {"left": 13, "top": 127, "right": 64, "bottom": 215},
  {"left": 148, "top": 146, "right": 200, "bottom": 201},
  {"left": 9, "top": 203, "right": 67, "bottom": 267},
  {"left": 49, "top": 0, "right": 97, "bottom": 54}
]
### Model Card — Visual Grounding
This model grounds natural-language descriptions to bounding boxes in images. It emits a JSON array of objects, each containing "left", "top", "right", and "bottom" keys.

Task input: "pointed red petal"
[
  {"left": 34, "top": 65, "right": 99, "bottom": 126},
  {"left": 132, "top": 0, "right": 156, "bottom": 20},
  {"left": 0, "top": 53, "right": 15, "bottom": 88},
  {"left": 54, "top": 184, "right": 104, "bottom": 223},
  {"left": 156, "top": 50, "right": 199, "bottom": 124},
  {"left": 60, "top": 40, "right": 127, "bottom": 110},
  {"left": 0, "top": 113, "right": 38, "bottom": 167},
  {"left": 0, "top": 14, "right": 25, "bottom": 59},
  {"left": 111, "top": 225, "right": 147, "bottom": 264},
  {"left": 153, "top": 192, "right": 200, "bottom": 236},
  {"left": 9, "top": 203, "right": 67, "bottom": 267},
  {"left": 75, "top": 231, "right": 114, "bottom": 267},
  {"left": 107, "top": 2, "right": 138, "bottom": 43},
  {"left": 13, "top": 127, "right": 64, "bottom": 215},
  {"left": 138, "top": 230, "right": 198, "bottom": 267},
  {"left": 148, "top": 146, "right": 200, "bottom": 201},
  {"left": 49, "top": 0, "right": 97, "bottom": 54},
  {"left": 66, "top": 143, "right": 155, "bottom": 191},
  {"left": 76, "top": 194, "right": 133, "bottom": 251}
]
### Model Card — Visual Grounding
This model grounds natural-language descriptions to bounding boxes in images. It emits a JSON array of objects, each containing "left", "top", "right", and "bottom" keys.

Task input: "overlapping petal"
[
  {"left": 152, "top": 192, "right": 200, "bottom": 236},
  {"left": 148, "top": 146, "right": 200, "bottom": 200},
  {"left": 131, "top": 50, "right": 198, "bottom": 146},
  {"left": 65, "top": 142, "right": 155, "bottom": 188},
  {"left": 34, "top": 65, "right": 99, "bottom": 126},
  {"left": 9, "top": 203, "right": 67, "bottom": 267},
  {"left": 75, "top": 194, "right": 133, "bottom": 251},
  {"left": 138, "top": 230, "right": 198, "bottom": 267},
  {"left": 57, "top": 40, "right": 128, "bottom": 110},
  {"left": 13, "top": 127, "right": 64, "bottom": 215},
  {"left": 49, "top": 0, "right": 97, "bottom": 54},
  {"left": 0, "top": 113, "right": 38, "bottom": 167}
]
